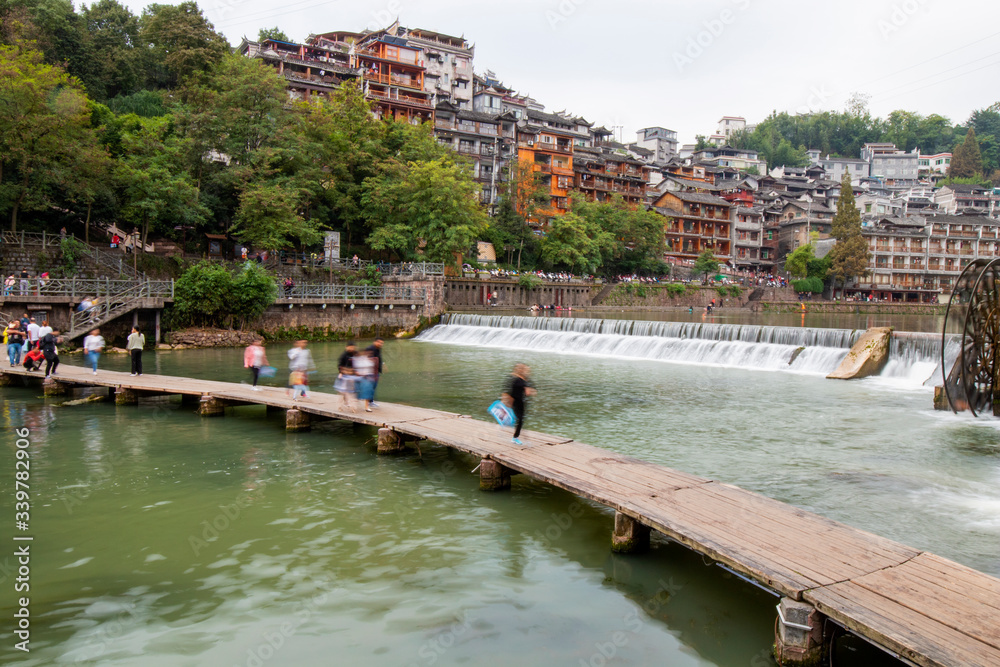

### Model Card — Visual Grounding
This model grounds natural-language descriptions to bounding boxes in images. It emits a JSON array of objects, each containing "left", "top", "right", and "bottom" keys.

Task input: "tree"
[
  {"left": 231, "top": 179, "right": 322, "bottom": 250},
  {"left": 79, "top": 0, "right": 146, "bottom": 101},
  {"left": 507, "top": 157, "right": 548, "bottom": 268},
  {"left": 0, "top": 42, "right": 101, "bottom": 230},
  {"left": 784, "top": 243, "right": 815, "bottom": 279},
  {"left": 826, "top": 173, "right": 869, "bottom": 297},
  {"left": 569, "top": 194, "right": 666, "bottom": 276},
  {"left": 692, "top": 249, "right": 719, "bottom": 283},
  {"left": 140, "top": 2, "right": 228, "bottom": 86},
  {"left": 539, "top": 212, "right": 602, "bottom": 274},
  {"left": 258, "top": 27, "right": 290, "bottom": 42},
  {"left": 115, "top": 114, "right": 208, "bottom": 250},
  {"left": 363, "top": 158, "right": 487, "bottom": 265},
  {"left": 949, "top": 127, "right": 983, "bottom": 179},
  {"left": 694, "top": 134, "right": 711, "bottom": 151}
]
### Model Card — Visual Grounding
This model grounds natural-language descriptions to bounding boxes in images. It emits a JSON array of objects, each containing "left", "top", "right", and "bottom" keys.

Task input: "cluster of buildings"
[{"left": 239, "top": 23, "right": 1000, "bottom": 303}]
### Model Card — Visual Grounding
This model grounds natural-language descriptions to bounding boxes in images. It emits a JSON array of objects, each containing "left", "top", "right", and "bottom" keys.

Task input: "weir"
[
  {"left": 3, "top": 363, "right": 999, "bottom": 666},
  {"left": 426, "top": 314, "right": 957, "bottom": 383}
]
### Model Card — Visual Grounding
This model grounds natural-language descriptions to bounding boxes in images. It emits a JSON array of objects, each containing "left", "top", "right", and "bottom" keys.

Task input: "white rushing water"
[{"left": 419, "top": 314, "right": 957, "bottom": 386}]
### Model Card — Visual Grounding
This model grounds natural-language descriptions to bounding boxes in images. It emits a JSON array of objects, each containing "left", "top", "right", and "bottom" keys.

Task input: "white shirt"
[
  {"left": 83, "top": 334, "right": 105, "bottom": 353},
  {"left": 26, "top": 323, "right": 39, "bottom": 341},
  {"left": 287, "top": 347, "right": 312, "bottom": 372},
  {"left": 38, "top": 325, "right": 52, "bottom": 339}
]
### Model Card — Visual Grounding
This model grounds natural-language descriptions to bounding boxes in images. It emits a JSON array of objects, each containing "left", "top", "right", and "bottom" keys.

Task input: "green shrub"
[
  {"left": 792, "top": 277, "right": 824, "bottom": 293},
  {"left": 345, "top": 264, "right": 382, "bottom": 287},
  {"left": 518, "top": 273, "right": 542, "bottom": 289},
  {"left": 60, "top": 238, "right": 88, "bottom": 275},
  {"left": 172, "top": 261, "right": 277, "bottom": 328},
  {"left": 665, "top": 283, "right": 688, "bottom": 297}
]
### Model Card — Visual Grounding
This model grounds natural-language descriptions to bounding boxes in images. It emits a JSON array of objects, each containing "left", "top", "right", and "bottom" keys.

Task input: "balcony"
[
  {"left": 366, "top": 72, "right": 423, "bottom": 90},
  {"left": 356, "top": 47, "right": 422, "bottom": 67},
  {"left": 366, "top": 89, "right": 432, "bottom": 109}
]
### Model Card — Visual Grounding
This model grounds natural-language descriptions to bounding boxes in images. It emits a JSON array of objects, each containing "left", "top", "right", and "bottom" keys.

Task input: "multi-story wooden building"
[
  {"left": 846, "top": 213, "right": 1000, "bottom": 302},
  {"left": 653, "top": 190, "right": 733, "bottom": 262},
  {"left": 572, "top": 146, "right": 649, "bottom": 207},
  {"left": 733, "top": 206, "right": 765, "bottom": 270},
  {"left": 434, "top": 101, "right": 517, "bottom": 207},
  {"left": 516, "top": 110, "right": 580, "bottom": 223},
  {"left": 237, "top": 37, "right": 360, "bottom": 100}
]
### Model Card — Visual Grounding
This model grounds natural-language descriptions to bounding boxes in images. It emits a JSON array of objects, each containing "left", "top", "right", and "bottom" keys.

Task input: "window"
[{"left": 767, "top": 230, "right": 773, "bottom": 240}]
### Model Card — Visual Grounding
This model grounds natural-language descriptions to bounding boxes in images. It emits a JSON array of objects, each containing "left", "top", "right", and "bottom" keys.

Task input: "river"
[{"left": 0, "top": 311, "right": 996, "bottom": 666}]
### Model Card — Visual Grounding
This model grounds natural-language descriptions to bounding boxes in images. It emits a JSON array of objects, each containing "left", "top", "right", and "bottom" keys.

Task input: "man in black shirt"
[{"left": 502, "top": 363, "right": 536, "bottom": 445}]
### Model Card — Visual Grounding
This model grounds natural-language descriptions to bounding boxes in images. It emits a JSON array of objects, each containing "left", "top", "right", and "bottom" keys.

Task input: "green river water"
[{"left": 0, "top": 311, "right": 997, "bottom": 666}]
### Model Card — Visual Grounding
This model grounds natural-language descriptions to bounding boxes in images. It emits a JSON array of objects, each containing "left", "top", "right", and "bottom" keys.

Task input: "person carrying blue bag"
[{"left": 501, "top": 363, "right": 536, "bottom": 445}]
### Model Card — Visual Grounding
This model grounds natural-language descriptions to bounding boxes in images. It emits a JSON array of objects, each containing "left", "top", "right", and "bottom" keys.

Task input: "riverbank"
[{"left": 159, "top": 316, "right": 442, "bottom": 348}]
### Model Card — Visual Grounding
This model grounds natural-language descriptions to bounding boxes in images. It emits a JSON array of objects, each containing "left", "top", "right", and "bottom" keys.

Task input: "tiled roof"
[{"left": 662, "top": 190, "right": 733, "bottom": 207}]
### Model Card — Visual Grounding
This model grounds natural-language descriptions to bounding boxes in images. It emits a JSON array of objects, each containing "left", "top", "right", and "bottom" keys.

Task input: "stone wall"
[
  {"left": 444, "top": 278, "right": 598, "bottom": 308},
  {"left": 257, "top": 302, "right": 425, "bottom": 340},
  {"left": 166, "top": 329, "right": 260, "bottom": 348}
]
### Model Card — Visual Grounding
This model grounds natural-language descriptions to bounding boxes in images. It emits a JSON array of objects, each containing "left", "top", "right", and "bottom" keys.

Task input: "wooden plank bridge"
[{"left": 3, "top": 365, "right": 999, "bottom": 666}]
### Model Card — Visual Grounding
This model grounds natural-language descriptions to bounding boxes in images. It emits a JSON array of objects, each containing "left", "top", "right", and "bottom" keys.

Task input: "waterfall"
[{"left": 420, "top": 314, "right": 954, "bottom": 385}]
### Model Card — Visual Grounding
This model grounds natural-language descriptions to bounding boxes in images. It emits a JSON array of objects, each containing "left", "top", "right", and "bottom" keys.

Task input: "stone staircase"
[
  {"left": 591, "top": 282, "right": 616, "bottom": 305},
  {"left": 64, "top": 283, "right": 159, "bottom": 341}
]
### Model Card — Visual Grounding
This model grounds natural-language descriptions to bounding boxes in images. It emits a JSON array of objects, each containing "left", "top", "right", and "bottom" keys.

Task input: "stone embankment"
[{"left": 162, "top": 329, "right": 260, "bottom": 349}]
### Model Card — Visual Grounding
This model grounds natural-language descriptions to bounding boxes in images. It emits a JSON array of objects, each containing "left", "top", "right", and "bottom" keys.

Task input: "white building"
[
  {"left": 401, "top": 27, "right": 475, "bottom": 110},
  {"left": 711, "top": 116, "right": 746, "bottom": 145},
  {"left": 917, "top": 152, "right": 952, "bottom": 175},
  {"left": 634, "top": 126, "right": 678, "bottom": 165}
]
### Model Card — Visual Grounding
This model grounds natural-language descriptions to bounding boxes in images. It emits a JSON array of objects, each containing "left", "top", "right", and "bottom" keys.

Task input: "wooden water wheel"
[{"left": 941, "top": 258, "right": 1000, "bottom": 416}]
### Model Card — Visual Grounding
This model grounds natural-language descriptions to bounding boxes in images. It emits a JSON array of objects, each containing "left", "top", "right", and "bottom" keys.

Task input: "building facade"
[
  {"left": 633, "top": 127, "right": 678, "bottom": 166},
  {"left": 653, "top": 190, "right": 733, "bottom": 262},
  {"left": 434, "top": 101, "right": 517, "bottom": 207}
]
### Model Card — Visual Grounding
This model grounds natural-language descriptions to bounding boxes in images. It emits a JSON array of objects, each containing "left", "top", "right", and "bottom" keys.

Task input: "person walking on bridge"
[
  {"left": 244, "top": 339, "right": 268, "bottom": 390},
  {"left": 40, "top": 331, "right": 59, "bottom": 378},
  {"left": 126, "top": 326, "right": 145, "bottom": 376},
  {"left": 366, "top": 338, "right": 384, "bottom": 407},
  {"left": 83, "top": 328, "right": 105, "bottom": 375},
  {"left": 287, "top": 340, "right": 313, "bottom": 401},
  {"left": 501, "top": 363, "right": 536, "bottom": 446}
]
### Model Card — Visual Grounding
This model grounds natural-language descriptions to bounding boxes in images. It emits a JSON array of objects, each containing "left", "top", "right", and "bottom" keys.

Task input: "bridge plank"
[{"left": 3, "top": 363, "right": 1000, "bottom": 666}]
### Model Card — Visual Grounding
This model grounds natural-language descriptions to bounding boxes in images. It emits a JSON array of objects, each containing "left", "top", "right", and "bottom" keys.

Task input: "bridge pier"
[
  {"left": 197, "top": 395, "right": 226, "bottom": 417},
  {"left": 0, "top": 372, "right": 17, "bottom": 387},
  {"left": 774, "top": 597, "right": 826, "bottom": 666},
  {"left": 377, "top": 428, "right": 406, "bottom": 455},
  {"left": 611, "top": 511, "right": 650, "bottom": 554},
  {"left": 115, "top": 387, "right": 138, "bottom": 405},
  {"left": 286, "top": 408, "right": 310, "bottom": 432},
  {"left": 479, "top": 458, "right": 511, "bottom": 491},
  {"left": 43, "top": 377, "right": 68, "bottom": 396}
]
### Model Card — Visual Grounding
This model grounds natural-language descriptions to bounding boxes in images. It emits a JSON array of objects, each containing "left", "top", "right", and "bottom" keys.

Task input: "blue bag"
[
  {"left": 487, "top": 400, "right": 515, "bottom": 427},
  {"left": 258, "top": 365, "right": 276, "bottom": 378}
]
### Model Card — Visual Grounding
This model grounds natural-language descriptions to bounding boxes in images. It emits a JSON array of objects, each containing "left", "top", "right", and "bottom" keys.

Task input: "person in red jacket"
[{"left": 22, "top": 347, "right": 44, "bottom": 372}]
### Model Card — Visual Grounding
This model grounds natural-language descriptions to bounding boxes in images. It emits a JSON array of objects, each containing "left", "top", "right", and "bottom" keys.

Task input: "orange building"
[
  {"left": 516, "top": 110, "right": 579, "bottom": 226},
  {"left": 653, "top": 190, "right": 733, "bottom": 261}
]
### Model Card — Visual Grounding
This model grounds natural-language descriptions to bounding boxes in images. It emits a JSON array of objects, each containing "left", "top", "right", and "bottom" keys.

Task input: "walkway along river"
[{"left": 5, "top": 326, "right": 992, "bottom": 664}]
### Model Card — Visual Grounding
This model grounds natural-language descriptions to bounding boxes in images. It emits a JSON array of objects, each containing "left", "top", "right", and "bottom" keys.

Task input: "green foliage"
[
  {"left": 664, "top": 282, "right": 689, "bottom": 297},
  {"left": 568, "top": 194, "right": 667, "bottom": 276},
  {"left": 517, "top": 273, "right": 542, "bottom": 289},
  {"left": 827, "top": 173, "right": 870, "bottom": 291},
  {"left": 344, "top": 264, "right": 382, "bottom": 287},
  {"left": 692, "top": 250, "right": 720, "bottom": 281},
  {"left": 717, "top": 285, "right": 742, "bottom": 298},
  {"left": 539, "top": 212, "right": 602, "bottom": 274},
  {"left": 59, "top": 237, "right": 88, "bottom": 274},
  {"left": 784, "top": 244, "right": 815, "bottom": 278},
  {"left": 172, "top": 260, "right": 276, "bottom": 328},
  {"left": 140, "top": 1, "right": 228, "bottom": 86},
  {"left": 792, "top": 277, "right": 824, "bottom": 293},
  {"left": 949, "top": 127, "right": 983, "bottom": 179},
  {"left": 106, "top": 90, "right": 167, "bottom": 117},
  {"left": 258, "top": 27, "right": 290, "bottom": 42},
  {"left": 364, "top": 157, "right": 487, "bottom": 265}
]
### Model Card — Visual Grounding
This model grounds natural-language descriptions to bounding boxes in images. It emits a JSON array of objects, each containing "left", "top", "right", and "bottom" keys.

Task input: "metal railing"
[
  {"left": 278, "top": 284, "right": 425, "bottom": 301},
  {"left": 1, "top": 231, "right": 66, "bottom": 249},
  {"left": 31, "top": 278, "right": 175, "bottom": 299}
]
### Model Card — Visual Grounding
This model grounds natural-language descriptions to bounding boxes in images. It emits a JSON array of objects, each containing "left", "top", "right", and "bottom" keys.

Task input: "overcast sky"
[{"left": 128, "top": 0, "right": 1000, "bottom": 146}]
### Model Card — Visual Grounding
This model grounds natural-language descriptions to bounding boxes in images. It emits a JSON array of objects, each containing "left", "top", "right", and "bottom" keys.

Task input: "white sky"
[{"left": 125, "top": 0, "right": 1000, "bottom": 146}]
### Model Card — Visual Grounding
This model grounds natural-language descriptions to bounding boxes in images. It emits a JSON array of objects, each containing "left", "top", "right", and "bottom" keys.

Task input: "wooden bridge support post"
[
  {"left": 377, "top": 428, "right": 405, "bottom": 455},
  {"left": 0, "top": 373, "right": 17, "bottom": 387},
  {"left": 42, "top": 378, "right": 68, "bottom": 396},
  {"left": 611, "top": 511, "right": 650, "bottom": 554},
  {"left": 774, "top": 598, "right": 826, "bottom": 666},
  {"left": 286, "top": 409, "right": 310, "bottom": 432},
  {"left": 479, "top": 459, "right": 511, "bottom": 491},
  {"left": 197, "top": 395, "right": 225, "bottom": 417},
  {"left": 115, "top": 387, "right": 138, "bottom": 405}
]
